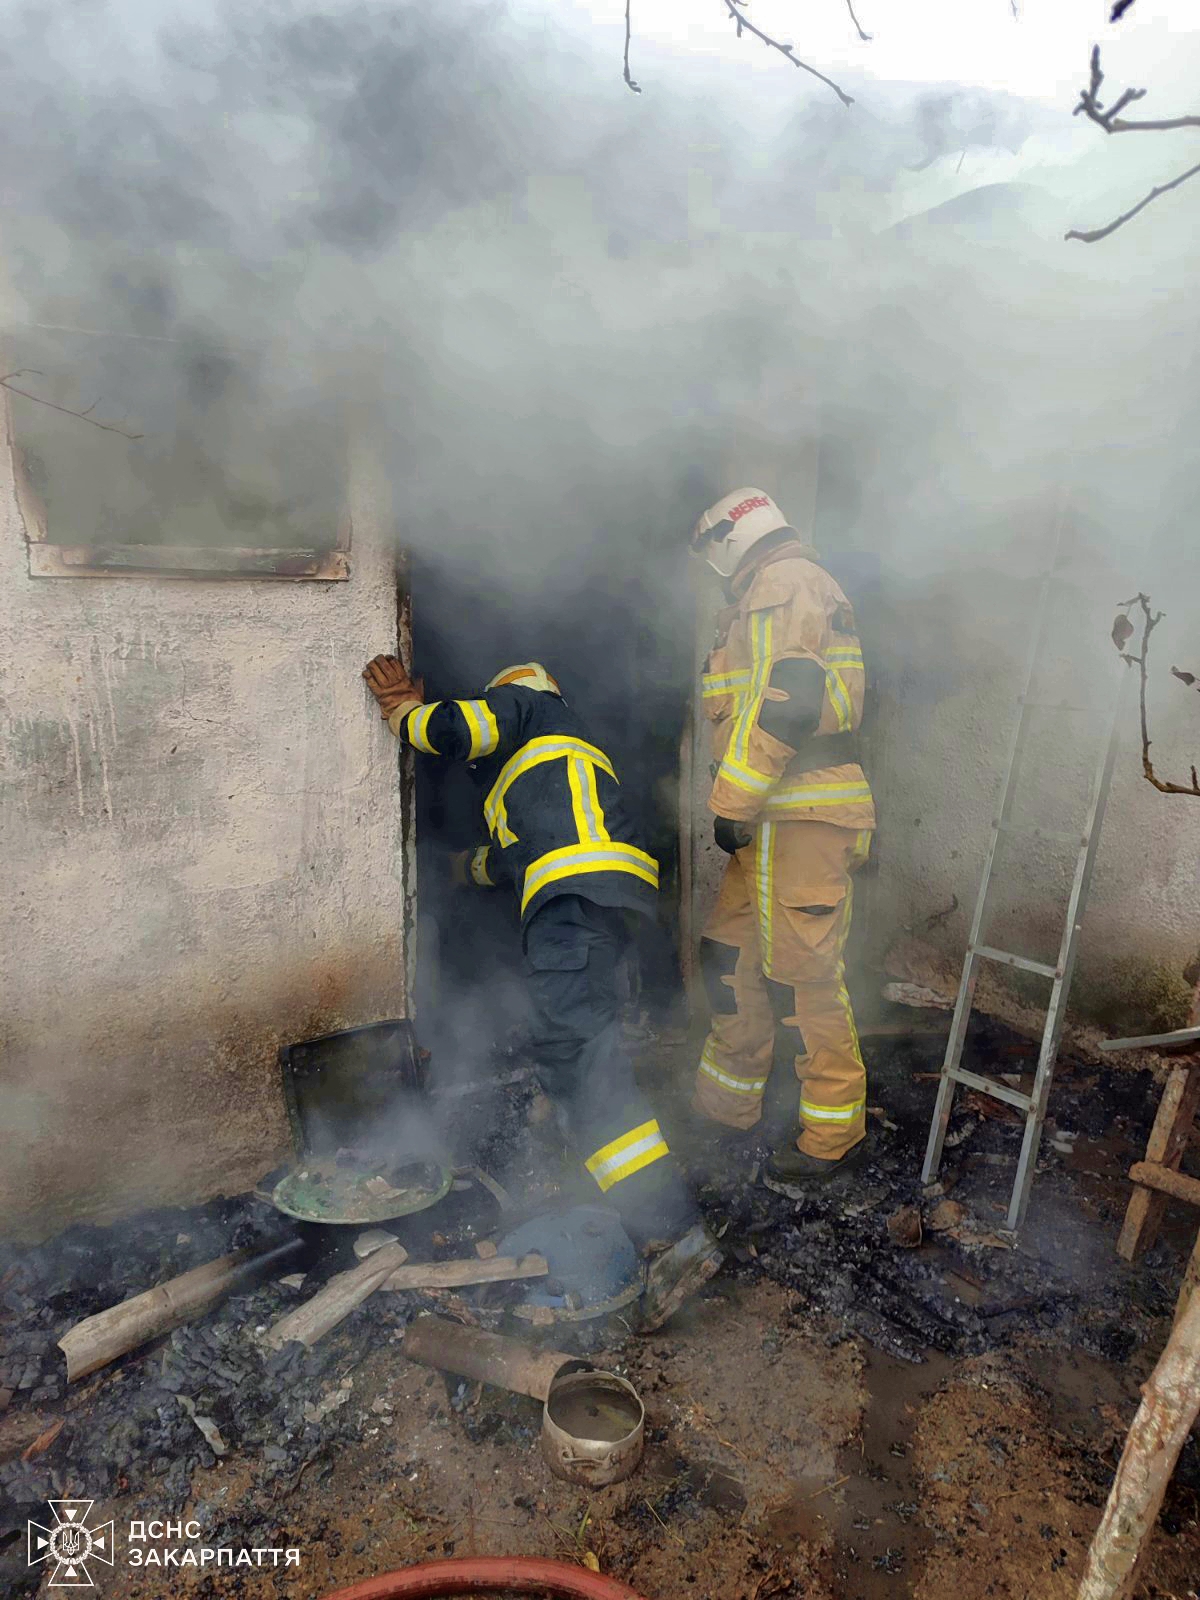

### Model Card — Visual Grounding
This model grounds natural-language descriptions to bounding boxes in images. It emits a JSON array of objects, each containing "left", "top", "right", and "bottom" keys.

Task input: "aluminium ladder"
[{"left": 920, "top": 533, "right": 1130, "bottom": 1232}]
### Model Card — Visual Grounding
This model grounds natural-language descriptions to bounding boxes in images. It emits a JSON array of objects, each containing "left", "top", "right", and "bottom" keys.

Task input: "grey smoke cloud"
[{"left": 1, "top": 0, "right": 1197, "bottom": 775}]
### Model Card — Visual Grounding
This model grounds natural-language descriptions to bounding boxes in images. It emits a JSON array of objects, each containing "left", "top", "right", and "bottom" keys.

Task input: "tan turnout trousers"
[{"left": 694, "top": 819, "right": 871, "bottom": 1160}]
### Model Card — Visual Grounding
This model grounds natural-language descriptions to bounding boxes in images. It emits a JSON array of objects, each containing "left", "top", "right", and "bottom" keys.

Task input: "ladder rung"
[
  {"left": 947, "top": 1066, "right": 1033, "bottom": 1113},
  {"left": 971, "top": 944, "right": 1058, "bottom": 979},
  {"left": 993, "top": 822, "right": 1084, "bottom": 846}
]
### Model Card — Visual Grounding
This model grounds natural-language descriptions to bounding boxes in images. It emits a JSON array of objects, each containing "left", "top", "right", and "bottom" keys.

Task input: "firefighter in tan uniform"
[{"left": 688, "top": 489, "right": 876, "bottom": 1194}]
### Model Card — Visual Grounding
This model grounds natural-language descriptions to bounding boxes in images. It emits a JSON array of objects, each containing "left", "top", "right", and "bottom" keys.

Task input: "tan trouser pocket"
[{"left": 775, "top": 886, "right": 848, "bottom": 978}]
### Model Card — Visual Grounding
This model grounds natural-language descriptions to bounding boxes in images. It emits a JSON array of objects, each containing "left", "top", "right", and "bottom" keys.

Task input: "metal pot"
[{"left": 541, "top": 1367, "right": 645, "bottom": 1487}]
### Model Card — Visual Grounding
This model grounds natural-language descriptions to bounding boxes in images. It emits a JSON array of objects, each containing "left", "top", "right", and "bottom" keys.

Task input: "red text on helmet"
[{"left": 728, "top": 496, "right": 770, "bottom": 523}]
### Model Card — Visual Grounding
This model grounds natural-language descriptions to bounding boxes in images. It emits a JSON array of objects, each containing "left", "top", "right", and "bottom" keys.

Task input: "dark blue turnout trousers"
[{"left": 521, "top": 895, "right": 698, "bottom": 1251}]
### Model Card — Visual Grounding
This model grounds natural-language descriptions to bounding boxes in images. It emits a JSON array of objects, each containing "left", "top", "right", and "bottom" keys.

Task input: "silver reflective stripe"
[
  {"left": 800, "top": 1099, "right": 865, "bottom": 1123},
  {"left": 589, "top": 1130, "right": 663, "bottom": 1182},
  {"left": 699, "top": 1050, "right": 767, "bottom": 1094},
  {"left": 755, "top": 822, "right": 775, "bottom": 974},
  {"left": 569, "top": 755, "right": 607, "bottom": 843},
  {"left": 522, "top": 843, "right": 658, "bottom": 898},
  {"left": 764, "top": 782, "right": 873, "bottom": 810},
  {"left": 825, "top": 667, "right": 854, "bottom": 731},
  {"left": 520, "top": 842, "right": 659, "bottom": 914}
]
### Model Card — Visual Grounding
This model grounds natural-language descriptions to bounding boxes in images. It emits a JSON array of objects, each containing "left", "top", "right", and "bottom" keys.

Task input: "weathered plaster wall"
[
  {"left": 684, "top": 472, "right": 1200, "bottom": 1033},
  {"left": 0, "top": 431, "right": 414, "bottom": 1240},
  {"left": 859, "top": 552, "right": 1200, "bottom": 1025}
]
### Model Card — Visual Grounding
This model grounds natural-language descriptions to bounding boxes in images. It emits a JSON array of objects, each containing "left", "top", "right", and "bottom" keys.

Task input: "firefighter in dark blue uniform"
[{"left": 363, "top": 654, "right": 723, "bottom": 1329}]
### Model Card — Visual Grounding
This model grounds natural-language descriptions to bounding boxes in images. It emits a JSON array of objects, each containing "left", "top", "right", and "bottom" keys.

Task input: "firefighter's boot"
[
  {"left": 638, "top": 1222, "right": 725, "bottom": 1332},
  {"left": 763, "top": 1132, "right": 871, "bottom": 1198}
]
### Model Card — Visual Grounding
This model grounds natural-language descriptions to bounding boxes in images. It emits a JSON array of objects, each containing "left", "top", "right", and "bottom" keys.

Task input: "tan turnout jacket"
[{"left": 702, "top": 539, "right": 876, "bottom": 830}]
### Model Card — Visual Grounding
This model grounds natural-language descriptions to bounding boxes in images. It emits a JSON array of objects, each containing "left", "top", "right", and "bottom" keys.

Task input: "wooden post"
[
  {"left": 1175, "top": 1228, "right": 1200, "bottom": 1329},
  {"left": 1077, "top": 1279, "right": 1200, "bottom": 1599},
  {"left": 1117, "top": 1063, "right": 1199, "bottom": 1261}
]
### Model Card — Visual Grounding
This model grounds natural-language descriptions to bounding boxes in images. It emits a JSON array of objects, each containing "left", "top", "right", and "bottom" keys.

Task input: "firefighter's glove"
[
  {"left": 714, "top": 817, "right": 753, "bottom": 855},
  {"left": 362, "top": 654, "right": 424, "bottom": 720}
]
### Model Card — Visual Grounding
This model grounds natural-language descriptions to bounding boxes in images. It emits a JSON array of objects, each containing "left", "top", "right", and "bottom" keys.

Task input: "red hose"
[{"left": 321, "top": 1556, "right": 648, "bottom": 1600}]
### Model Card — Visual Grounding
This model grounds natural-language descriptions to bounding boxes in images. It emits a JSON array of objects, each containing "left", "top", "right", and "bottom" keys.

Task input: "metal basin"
[{"left": 270, "top": 1158, "right": 452, "bottom": 1224}]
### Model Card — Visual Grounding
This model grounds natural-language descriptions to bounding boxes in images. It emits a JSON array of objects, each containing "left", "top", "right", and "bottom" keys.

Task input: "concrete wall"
[{"left": 0, "top": 423, "right": 414, "bottom": 1240}]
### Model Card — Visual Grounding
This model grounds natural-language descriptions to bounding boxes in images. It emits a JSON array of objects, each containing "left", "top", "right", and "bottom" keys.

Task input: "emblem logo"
[{"left": 28, "top": 1500, "right": 115, "bottom": 1587}]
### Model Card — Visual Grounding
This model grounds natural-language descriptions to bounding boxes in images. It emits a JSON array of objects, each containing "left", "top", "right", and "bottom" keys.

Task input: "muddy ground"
[{"left": 2, "top": 1019, "right": 1199, "bottom": 1600}]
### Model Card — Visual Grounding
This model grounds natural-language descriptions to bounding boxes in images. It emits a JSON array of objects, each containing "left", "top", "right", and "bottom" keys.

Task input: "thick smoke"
[{"left": 2, "top": 0, "right": 1198, "bottom": 1070}]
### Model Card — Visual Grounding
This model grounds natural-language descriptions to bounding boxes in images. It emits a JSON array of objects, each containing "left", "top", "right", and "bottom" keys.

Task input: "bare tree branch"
[
  {"left": 623, "top": 0, "right": 641, "bottom": 93},
  {"left": 1065, "top": 158, "right": 1200, "bottom": 242},
  {"left": 1114, "top": 593, "right": 1200, "bottom": 798},
  {"left": 1074, "top": 46, "right": 1200, "bottom": 134},
  {"left": 0, "top": 370, "right": 143, "bottom": 440},
  {"left": 720, "top": 0, "right": 854, "bottom": 108},
  {"left": 1067, "top": 40, "right": 1200, "bottom": 241},
  {"left": 845, "top": 0, "right": 872, "bottom": 44}
]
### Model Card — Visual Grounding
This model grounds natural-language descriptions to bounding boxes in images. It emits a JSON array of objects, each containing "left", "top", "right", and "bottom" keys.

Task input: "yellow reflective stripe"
[
  {"left": 713, "top": 611, "right": 776, "bottom": 799},
  {"left": 568, "top": 755, "right": 610, "bottom": 845},
  {"left": 838, "top": 977, "right": 865, "bottom": 1068},
  {"left": 716, "top": 757, "right": 774, "bottom": 795},
  {"left": 484, "top": 737, "right": 616, "bottom": 843},
  {"left": 520, "top": 842, "right": 659, "bottom": 915},
  {"left": 456, "top": 698, "right": 500, "bottom": 760},
  {"left": 702, "top": 670, "right": 752, "bottom": 698},
  {"left": 824, "top": 647, "right": 864, "bottom": 664},
  {"left": 406, "top": 702, "right": 442, "bottom": 755},
  {"left": 469, "top": 846, "right": 494, "bottom": 887},
  {"left": 763, "top": 781, "right": 873, "bottom": 810},
  {"left": 698, "top": 1044, "right": 768, "bottom": 1095},
  {"left": 800, "top": 1097, "right": 866, "bottom": 1124},
  {"left": 826, "top": 667, "right": 854, "bottom": 731},
  {"left": 755, "top": 821, "right": 776, "bottom": 976},
  {"left": 729, "top": 610, "right": 774, "bottom": 768},
  {"left": 585, "top": 1119, "right": 670, "bottom": 1192}
]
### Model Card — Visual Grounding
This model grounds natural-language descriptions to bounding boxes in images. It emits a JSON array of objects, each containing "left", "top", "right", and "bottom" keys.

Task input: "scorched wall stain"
[{"left": 0, "top": 430, "right": 413, "bottom": 1240}]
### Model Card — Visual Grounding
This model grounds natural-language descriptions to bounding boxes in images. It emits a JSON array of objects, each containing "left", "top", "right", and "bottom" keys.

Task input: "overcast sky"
[
  {"left": 498, "top": 1, "right": 1193, "bottom": 236},
  {"left": 564, "top": 0, "right": 1190, "bottom": 102}
]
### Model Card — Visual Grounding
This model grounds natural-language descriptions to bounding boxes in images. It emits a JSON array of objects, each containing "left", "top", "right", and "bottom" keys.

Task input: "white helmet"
[
  {"left": 690, "top": 487, "right": 789, "bottom": 579},
  {"left": 485, "top": 662, "right": 563, "bottom": 696}
]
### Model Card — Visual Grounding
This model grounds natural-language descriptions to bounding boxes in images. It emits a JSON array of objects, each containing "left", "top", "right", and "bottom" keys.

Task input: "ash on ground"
[
  {"left": 674, "top": 1015, "right": 1189, "bottom": 1370},
  {"left": 1, "top": 1016, "right": 1197, "bottom": 1598}
]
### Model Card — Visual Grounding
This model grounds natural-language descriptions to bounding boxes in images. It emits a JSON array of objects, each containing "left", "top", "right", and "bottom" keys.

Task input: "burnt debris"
[
  {"left": 671, "top": 1017, "right": 1186, "bottom": 1369},
  {"left": 0, "top": 1018, "right": 1193, "bottom": 1595}
]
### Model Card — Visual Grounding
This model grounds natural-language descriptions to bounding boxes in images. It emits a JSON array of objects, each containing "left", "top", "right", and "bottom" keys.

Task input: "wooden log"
[
  {"left": 1126, "top": 1160, "right": 1200, "bottom": 1210},
  {"left": 380, "top": 1252, "right": 548, "bottom": 1292},
  {"left": 58, "top": 1239, "right": 304, "bottom": 1382},
  {"left": 1076, "top": 1277, "right": 1200, "bottom": 1599},
  {"left": 265, "top": 1242, "right": 409, "bottom": 1351},
  {"left": 264, "top": 1251, "right": 549, "bottom": 1352},
  {"left": 403, "top": 1314, "right": 574, "bottom": 1400},
  {"left": 1118, "top": 1065, "right": 1200, "bottom": 1261},
  {"left": 1098, "top": 1028, "right": 1200, "bottom": 1053}
]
